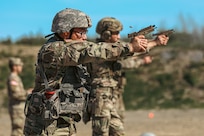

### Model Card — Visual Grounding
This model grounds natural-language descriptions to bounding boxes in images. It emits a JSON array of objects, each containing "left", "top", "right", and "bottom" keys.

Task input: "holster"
[
  {"left": 24, "top": 92, "right": 45, "bottom": 116},
  {"left": 24, "top": 92, "right": 46, "bottom": 135}
]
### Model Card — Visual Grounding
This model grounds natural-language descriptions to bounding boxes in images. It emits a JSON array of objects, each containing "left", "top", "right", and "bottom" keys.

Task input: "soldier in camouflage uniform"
[
  {"left": 23, "top": 8, "right": 151, "bottom": 136},
  {"left": 7, "top": 57, "right": 28, "bottom": 136},
  {"left": 83, "top": 17, "right": 169, "bottom": 136}
]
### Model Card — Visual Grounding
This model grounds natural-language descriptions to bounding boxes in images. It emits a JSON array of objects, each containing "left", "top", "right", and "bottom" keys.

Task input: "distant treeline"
[{"left": 0, "top": 33, "right": 46, "bottom": 45}]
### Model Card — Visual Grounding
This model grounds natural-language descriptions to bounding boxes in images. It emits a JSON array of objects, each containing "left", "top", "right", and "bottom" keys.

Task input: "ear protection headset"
[
  {"left": 101, "top": 22, "right": 112, "bottom": 40},
  {"left": 101, "top": 30, "right": 111, "bottom": 40}
]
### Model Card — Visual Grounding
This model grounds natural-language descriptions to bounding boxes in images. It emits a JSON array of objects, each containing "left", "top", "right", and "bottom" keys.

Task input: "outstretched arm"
[{"left": 147, "top": 34, "right": 169, "bottom": 50}]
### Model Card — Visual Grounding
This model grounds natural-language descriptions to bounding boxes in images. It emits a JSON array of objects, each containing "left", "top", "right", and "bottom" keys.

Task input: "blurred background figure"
[{"left": 7, "top": 57, "right": 31, "bottom": 136}]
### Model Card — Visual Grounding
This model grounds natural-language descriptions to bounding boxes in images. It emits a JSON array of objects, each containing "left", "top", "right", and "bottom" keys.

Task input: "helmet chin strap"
[{"left": 44, "top": 33, "right": 55, "bottom": 39}]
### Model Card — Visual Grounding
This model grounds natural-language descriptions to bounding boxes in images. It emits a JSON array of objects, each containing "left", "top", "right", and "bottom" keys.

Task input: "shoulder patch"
[{"left": 10, "top": 80, "right": 18, "bottom": 86}]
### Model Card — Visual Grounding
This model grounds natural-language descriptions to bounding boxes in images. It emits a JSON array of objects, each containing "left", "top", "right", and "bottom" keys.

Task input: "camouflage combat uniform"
[
  {"left": 84, "top": 17, "right": 150, "bottom": 136},
  {"left": 23, "top": 33, "right": 132, "bottom": 136},
  {"left": 87, "top": 15, "right": 168, "bottom": 136},
  {"left": 23, "top": 8, "right": 142, "bottom": 136},
  {"left": 119, "top": 56, "right": 146, "bottom": 69},
  {"left": 7, "top": 58, "right": 27, "bottom": 136},
  {"left": 85, "top": 41, "right": 128, "bottom": 136},
  {"left": 83, "top": 17, "right": 129, "bottom": 136}
]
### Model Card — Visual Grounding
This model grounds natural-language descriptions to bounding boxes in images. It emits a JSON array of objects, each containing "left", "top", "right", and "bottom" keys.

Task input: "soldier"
[
  {"left": 83, "top": 17, "right": 169, "bottom": 136},
  {"left": 23, "top": 8, "right": 151, "bottom": 136},
  {"left": 7, "top": 57, "right": 31, "bottom": 136}
]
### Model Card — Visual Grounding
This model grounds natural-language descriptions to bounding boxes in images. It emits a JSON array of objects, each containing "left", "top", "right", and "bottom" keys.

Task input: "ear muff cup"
[{"left": 102, "top": 30, "right": 111, "bottom": 40}]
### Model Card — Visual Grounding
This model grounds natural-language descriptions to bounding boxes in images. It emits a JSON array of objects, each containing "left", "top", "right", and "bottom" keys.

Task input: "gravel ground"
[{"left": 1, "top": 109, "right": 204, "bottom": 136}]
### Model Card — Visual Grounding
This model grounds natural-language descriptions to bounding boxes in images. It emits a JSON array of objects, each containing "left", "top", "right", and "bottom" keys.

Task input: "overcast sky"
[{"left": 1, "top": 0, "right": 204, "bottom": 41}]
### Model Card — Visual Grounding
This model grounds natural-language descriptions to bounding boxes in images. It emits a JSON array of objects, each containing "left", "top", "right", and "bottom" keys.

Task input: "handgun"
[
  {"left": 152, "top": 29, "right": 174, "bottom": 37},
  {"left": 128, "top": 25, "right": 156, "bottom": 38}
]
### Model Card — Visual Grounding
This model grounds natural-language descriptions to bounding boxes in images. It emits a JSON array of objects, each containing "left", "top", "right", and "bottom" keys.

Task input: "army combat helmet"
[
  {"left": 51, "top": 8, "right": 92, "bottom": 33},
  {"left": 96, "top": 17, "right": 123, "bottom": 40},
  {"left": 9, "top": 57, "right": 23, "bottom": 66}
]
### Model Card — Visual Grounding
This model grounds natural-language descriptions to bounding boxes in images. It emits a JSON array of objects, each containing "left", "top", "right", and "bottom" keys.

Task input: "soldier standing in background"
[
  {"left": 83, "top": 17, "right": 169, "bottom": 136},
  {"left": 23, "top": 8, "right": 152, "bottom": 136},
  {"left": 7, "top": 57, "right": 31, "bottom": 136}
]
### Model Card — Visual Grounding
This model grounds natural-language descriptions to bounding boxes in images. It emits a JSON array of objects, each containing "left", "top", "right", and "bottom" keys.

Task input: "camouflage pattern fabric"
[
  {"left": 52, "top": 8, "right": 92, "bottom": 33},
  {"left": 91, "top": 87, "right": 125, "bottom": 136},
  {"left": 96, "top": 17, "right": 123, "bottom": 35},
  {"left": 112, "top": 87, "right": 125, "bottom": 122},
  {"left": 33, "top": 37, "right": 130, "bottom": 92},
  {"left": 24, "top": 35, "right": 132, "bottom": 136},
  {"left": 85, "top": 56, "right": 125, "bottom": 135},
  {"left": 88, "top": 45, "right": 146, "bottom": 135},
  {"left": 119, "top": 56, "right": 145, "bottom": 69},
  {"left": 7, "top": 72, "right": 27, "bottom": 136}
]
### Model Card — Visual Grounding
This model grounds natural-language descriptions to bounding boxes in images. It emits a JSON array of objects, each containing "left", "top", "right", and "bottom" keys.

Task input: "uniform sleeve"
[
  {"left": 119, "top": 57, "right": 144, "bottom": 69},
  {"left": 69, "top": 41, "right": 132, "bottom": 64},
  {"left": 41, "top": 41, "right": 132, "bottom": 66}
]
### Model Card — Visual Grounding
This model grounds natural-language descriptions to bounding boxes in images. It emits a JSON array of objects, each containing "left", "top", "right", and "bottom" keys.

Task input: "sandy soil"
[{"left": 0, "top": 109, "right": 204, "bottom": 136}]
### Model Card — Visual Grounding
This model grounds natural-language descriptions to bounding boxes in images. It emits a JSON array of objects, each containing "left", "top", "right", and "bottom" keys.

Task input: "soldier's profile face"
[
  {"left": 109, "top": 31, "right": 120, "bottom": 43},
  {"left": 13, "top": 65, "right": 23, "bottom": 74},
  {"left": 71, "top": 28, "right": 88, "bottom": 41}
]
